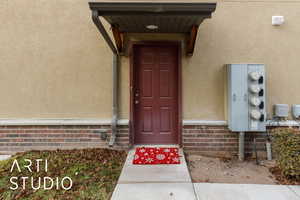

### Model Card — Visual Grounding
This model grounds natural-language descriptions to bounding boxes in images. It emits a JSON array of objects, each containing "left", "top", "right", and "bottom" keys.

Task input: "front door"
[{"left": 133, "top": 44, "right": 179, "bottom": 144}]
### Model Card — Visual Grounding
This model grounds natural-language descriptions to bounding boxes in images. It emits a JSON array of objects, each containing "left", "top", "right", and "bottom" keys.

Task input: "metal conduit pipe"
[
  {"left": 239, "top": 132, "right": 245, "bottom": 161},
  {"left": 109, "top": 54, "right": 118, "bottom": 147},
  {"left": 91, "top": 10, "right": 119, "bottom": 147}
]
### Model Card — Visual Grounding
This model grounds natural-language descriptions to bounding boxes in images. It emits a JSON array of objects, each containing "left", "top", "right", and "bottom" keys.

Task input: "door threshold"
[{"left": 133, "top": 144, "right": 179, "bottom": 148}]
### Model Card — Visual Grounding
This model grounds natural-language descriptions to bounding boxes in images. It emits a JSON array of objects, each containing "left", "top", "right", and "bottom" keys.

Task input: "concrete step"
[{"left": 111, "top": 146, "right": 196, "bottom": 200}]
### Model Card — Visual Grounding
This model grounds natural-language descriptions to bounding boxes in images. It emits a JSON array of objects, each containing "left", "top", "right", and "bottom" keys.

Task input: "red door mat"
[{"left": 133, "top": 147, "right": 180, "bottom": 165}]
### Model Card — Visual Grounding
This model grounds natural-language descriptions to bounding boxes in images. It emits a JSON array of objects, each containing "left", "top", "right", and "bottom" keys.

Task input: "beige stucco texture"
[
  {"left": 1, "top": 0, "right": 300, "bottom": 120},
  {"left": 0, "top": 0, "right": 113, "bottom": 118}
]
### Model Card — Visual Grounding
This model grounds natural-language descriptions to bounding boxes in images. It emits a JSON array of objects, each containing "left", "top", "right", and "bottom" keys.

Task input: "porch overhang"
[{"left": 89, "top": 2, "right": 216, "bottom": 56}]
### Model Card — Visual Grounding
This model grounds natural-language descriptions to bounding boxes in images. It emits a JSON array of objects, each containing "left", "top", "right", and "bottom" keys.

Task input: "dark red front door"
[{"left": 133, "top": 45, "right": 179, "bottom": 144}]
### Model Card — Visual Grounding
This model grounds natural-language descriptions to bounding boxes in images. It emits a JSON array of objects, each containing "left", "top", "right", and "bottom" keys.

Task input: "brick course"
[
  {"left": 0, "top": 123, "right": 287, "bottom": 158},
  {"left": 0, "top": 125, "right": 129, "bottom": 154},
  {"left": 182, "top": 125, "right": 268, "bottom": 158}
]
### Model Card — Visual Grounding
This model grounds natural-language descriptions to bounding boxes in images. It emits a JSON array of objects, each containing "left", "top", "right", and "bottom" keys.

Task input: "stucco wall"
[
  {"left": 0, "top": 0, "right": 113, "bottom": 118},
  {"left": 1, "top": 0, "right": 300, "bottom": 120}
]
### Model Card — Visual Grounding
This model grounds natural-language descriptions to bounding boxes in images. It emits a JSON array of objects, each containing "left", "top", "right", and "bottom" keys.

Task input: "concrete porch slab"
[
  {"left": 117, "top": 147, "right": 191, "bottom": 183},
  {"left": 111, "top": 183, "right": 197, "bottom": 200},
  {"left": 194, "top": 183, "right": 300, "bottom": 200}
]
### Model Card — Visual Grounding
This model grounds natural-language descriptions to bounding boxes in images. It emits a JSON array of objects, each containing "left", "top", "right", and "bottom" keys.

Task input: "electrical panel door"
[{"left": 226, "top": 64, "right": 266, "bottom": 132}]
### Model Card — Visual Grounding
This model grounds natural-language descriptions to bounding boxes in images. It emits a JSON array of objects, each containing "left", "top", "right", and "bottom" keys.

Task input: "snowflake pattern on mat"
[
  {"left": 163, "top": 149, "right": 171, "bottom": 153},
  {"left": 145, "top": 158, "right": 154, "bottom": 163},
  {"left": 139, "top": 149, "right": 146, "bottom": 153},
  {"left": 156, "top": 154, "right": 166, "bottom": 160},
  {"left": 133, "top": 147, "right": 180, "bottom": 165},
  {"left": 134, "top": 154, "right": 139, "bottom": 160}
]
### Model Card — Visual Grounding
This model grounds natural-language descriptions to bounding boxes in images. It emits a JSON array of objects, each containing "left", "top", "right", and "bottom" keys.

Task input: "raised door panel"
[{"left": 134, "top": 45, "right": 178, "bottom": 144}]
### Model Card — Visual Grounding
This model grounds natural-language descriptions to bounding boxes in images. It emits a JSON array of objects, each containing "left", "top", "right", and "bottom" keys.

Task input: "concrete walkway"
[
  {"left": 111, "top": 147, "right": 300, "bottom": 200},
  {"left": 1, "top": 150, "right": 299, "bottom": 199},
  {"left": 195, "top": 183, "right": 300, "bottom": 200},
  {"left": 111, "top": 146, "right": 196, "bottom": 200}
]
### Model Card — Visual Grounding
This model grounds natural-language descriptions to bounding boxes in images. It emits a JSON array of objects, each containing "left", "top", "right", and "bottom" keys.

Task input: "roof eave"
[
  {"left": 88, "top": 2, "right": 216, "bottom": 15},
  {"left": 88, "top": 2, "right": 217, "bottom": 56}
]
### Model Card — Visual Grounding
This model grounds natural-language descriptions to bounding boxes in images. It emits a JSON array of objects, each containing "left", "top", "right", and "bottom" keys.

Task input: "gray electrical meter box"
[{"left": 225, "top": 64, "right": 266, "bottom": 132}]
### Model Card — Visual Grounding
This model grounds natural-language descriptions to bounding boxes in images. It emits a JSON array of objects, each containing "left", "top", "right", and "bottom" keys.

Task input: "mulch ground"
[
  {"left": 185, "top": 154, "right": 277, "bottom": 184},
  {"left": 0, "top": 148, "right": 127, "bottom": 200},
  {"left": 269, "top": 166, "right": 300, "bottom": 185}
]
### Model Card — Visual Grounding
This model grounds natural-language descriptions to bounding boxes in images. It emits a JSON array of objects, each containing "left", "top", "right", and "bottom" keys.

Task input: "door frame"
[{"left": 128, "top": 41, "right": 182, "bottom": 146}]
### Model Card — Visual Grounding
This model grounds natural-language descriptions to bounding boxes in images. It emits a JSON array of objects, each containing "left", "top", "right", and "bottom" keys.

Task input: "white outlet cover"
[{"left": 272, "top": 16, "right": 284, "bottom": 26}]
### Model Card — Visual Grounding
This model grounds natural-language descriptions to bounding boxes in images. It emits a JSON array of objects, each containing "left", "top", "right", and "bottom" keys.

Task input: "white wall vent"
[
  {"left": 272, "top": 16, "right": 284, "bottom": 26},
  {"left": 292, "top": 105, "right": 300, "bottom": 119},
  {"left": 274, "top": 104, "right": 289, "bottom": 118}
]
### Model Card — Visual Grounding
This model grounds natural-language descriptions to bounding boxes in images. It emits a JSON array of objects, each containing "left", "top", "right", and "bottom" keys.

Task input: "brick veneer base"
[
  {"left": 0, "top": 124, "right": 287, "bottom": 158},
  {"left": 0, "top": 125, "right": 129, "bottom": 154},
  {"left": 182, "top": 125, "right": 269, "bottom": 158}
]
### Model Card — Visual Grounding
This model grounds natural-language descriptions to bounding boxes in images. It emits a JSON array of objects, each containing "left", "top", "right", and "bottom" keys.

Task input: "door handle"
[{"left": 135, "top": 100, "right": 139, "bottom": 105}]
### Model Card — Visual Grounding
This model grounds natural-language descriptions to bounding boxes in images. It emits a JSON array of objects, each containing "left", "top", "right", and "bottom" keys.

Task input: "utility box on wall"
[{"left": 225, "top": 64, "right": 266, "bottom": 132}]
